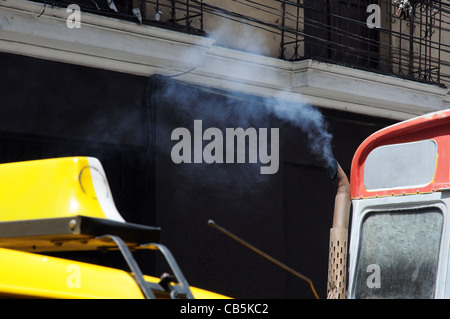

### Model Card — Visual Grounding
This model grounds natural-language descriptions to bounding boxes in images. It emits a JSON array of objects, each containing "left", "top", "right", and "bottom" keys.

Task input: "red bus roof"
[{"left": 351, "top": 109, "right": 450, "bottom": 199}]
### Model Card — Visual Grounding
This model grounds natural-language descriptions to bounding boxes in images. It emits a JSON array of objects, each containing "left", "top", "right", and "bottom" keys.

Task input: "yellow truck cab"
[{"left": 0, "top": 156, "right": 228, "bottom": 299}]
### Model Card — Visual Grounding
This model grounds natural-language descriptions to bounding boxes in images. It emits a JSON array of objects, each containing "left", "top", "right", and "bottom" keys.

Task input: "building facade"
[{"left": 0, "top": 0, "right": 449, "bottom": 298}]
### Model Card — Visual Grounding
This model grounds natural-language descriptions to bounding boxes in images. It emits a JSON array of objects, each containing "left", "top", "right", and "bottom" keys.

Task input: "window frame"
[{"left": 347, "top": 196, "right": 449, "bottom": 299}]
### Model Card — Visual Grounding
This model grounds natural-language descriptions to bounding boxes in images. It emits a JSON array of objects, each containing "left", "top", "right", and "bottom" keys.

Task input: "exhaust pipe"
[{"left": 327, "top": 159, "right": 351, "bottom": 299}]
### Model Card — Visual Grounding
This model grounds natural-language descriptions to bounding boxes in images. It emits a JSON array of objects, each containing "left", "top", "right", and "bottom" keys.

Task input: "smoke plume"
[
  {"left": 264, "top": 96, "right": 335, "bottom": 168},
  {"left": 207, "top": 19, "right": 335, "bottom": 168}
]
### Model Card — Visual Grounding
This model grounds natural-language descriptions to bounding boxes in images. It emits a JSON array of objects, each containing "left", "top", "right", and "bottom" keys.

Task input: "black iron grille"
[{"left": 31, "top": 0, "right": 449, "bottom": 87}]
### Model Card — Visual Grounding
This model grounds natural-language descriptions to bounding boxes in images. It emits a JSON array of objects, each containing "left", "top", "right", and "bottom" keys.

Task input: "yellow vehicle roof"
[
  {"left": 0, "top": 157, "right": 231, "bottom": 299},
  {"left": 0, "top": 247, "right": 230, "bottom": 299},
  {"left": 0, "top": 157, "right": 161, "bottom": 252},
  {"left": 0, "top": 156, "right": 124, "bottom": 222}
]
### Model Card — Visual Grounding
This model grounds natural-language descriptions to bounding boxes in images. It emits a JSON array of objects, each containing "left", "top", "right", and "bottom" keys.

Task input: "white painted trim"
[
  {"left": 347, "top": 193, "right": 450, "bottom": 299},
  {"left": 86, "top": 157, "right": 125, "bottom": 222},
  {"left": 1, "top": 0, "right": 449, "bottom": 121}
]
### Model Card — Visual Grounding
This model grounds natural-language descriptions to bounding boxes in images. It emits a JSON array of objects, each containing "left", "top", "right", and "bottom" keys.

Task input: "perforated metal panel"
[{"left": 327, "top": 228, "right": 348, "bottom": 299}]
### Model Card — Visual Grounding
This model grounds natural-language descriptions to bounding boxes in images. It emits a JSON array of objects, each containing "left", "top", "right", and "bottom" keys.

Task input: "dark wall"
[
  {"left": 146, "top": 75, "right": 396, "bottom": 298},
  {"left": 0, "top": 52, "right": 396, "bottom": 298},
  {"left": 0, "top": 52, "right": 154, "bottom": 225}
]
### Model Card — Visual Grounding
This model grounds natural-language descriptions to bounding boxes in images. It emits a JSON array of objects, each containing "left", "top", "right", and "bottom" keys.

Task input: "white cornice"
[
  {"left": 0, "top": 0, "right": 214, "bottom": 71},
  {"left": 1, "top": 0, "right": 448, "bottom": 121}
]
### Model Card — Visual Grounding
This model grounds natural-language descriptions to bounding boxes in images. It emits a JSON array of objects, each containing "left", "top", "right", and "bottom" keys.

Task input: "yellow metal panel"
[
  {"left": 0, "top": 247, "right": 231, "bottom": 299},
  {"left": 0, "top": 157, "right": 107, "bottom": 221},
  {"left": 0, "top": 247, "right": 144, "bottom": 298},
  {"left": 0, "top": 157, "right": 231, "bottom": 299},
  {"left": 189, "top": 286, "right": 231, "bottom": 299}
]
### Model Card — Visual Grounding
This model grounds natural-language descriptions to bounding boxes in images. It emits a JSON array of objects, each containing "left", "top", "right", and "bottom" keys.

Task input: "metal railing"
[
  {"left": 278, "top": 0, "right": 448, "bottom": 86},
  {"left": 34, "top": 0, "right": 205, "bottom": 34},
  {"left": 30, "top": 0, "right": 449, "bottom": 87},
  {"left": 207, "top": 0, "right": 448, "bottom": 87}
]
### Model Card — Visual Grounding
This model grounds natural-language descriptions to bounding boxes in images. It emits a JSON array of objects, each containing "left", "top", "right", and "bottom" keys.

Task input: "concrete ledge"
[{"left": 1, "top": 0, "right": 448, "bottom": 121}]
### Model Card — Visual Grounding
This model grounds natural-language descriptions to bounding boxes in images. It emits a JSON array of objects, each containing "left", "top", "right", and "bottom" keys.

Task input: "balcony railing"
[
  {"left": 33, "top": 0, "right": 205, "bottom": 35},
  {"left": 30, "top": 0, "right": 449, "bottom": 87},
  {"left": 278, "top": 0, "right": 449, "bottom": 86}
]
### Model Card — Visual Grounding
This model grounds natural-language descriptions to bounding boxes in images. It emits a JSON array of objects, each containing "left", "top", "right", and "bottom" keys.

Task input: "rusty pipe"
[
  {"left": 331, "top": 163, "right": 351, "bottom": 229},
  {"left": 327, "top": 159, "right": 351, "bottom": 299}
]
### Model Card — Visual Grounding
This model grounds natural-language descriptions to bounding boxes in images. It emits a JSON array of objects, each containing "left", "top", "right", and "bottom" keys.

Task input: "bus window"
[
  {"left": 353, "top": 207, "right": 443, "bottom": 299},
  {"left": 364, "top": 140, "right": 437, "bottom": 191}
]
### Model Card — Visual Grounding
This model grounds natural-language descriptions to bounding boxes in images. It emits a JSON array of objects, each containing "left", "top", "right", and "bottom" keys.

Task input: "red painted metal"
[{"left": 351, "top": 109, "right": 450, "bottom": 199}]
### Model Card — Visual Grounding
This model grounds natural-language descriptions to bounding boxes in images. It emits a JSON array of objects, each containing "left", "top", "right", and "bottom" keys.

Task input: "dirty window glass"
[
  {"left": 364, "top": 140, "right": 437, "bottom": 190},
  {"left": 354, "top": 208, "right": 443, "bottom": 299}
]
